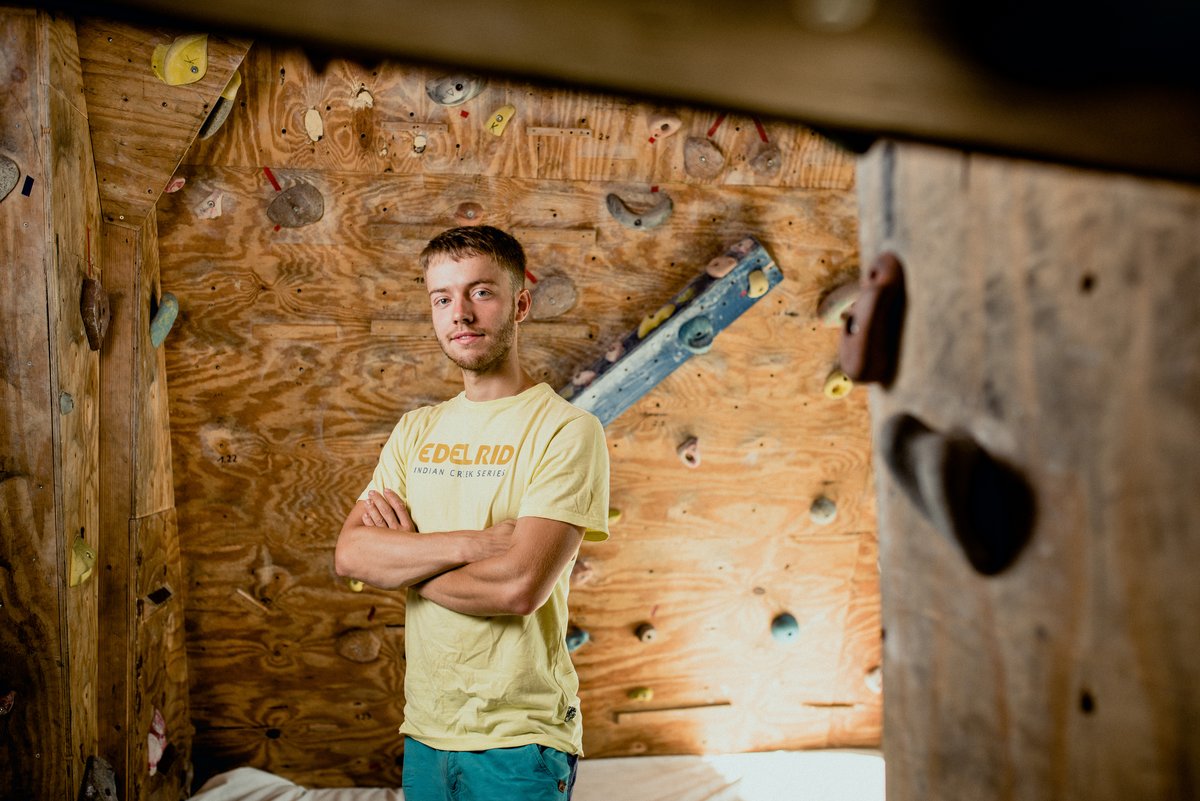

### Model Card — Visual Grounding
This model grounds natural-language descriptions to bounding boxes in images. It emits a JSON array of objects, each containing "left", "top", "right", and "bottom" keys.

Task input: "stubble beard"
[{"left": 439, "top": 311, "right": 517, "bottom": 374}]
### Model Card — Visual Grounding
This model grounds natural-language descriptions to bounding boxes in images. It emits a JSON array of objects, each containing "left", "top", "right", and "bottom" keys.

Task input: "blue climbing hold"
[
  {"left": 678, "top": 315, "right": 715, "bottom": 354},
  {"left": 150, "top": 292, "right": 179, "bottom": 348},
  {"left": 771, "top": 612, "right": 800, "bottom": 644},
  {"left": 566, "top": 626, "right": 590, "bottom": 653}
]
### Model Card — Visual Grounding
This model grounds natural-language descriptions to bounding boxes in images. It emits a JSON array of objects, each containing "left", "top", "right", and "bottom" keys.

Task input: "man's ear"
[{"left": 515, "top": 287, "right": 533, "bottom": 323}]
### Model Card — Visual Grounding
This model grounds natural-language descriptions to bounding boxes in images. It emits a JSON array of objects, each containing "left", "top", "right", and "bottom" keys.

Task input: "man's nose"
[{"left": 451, "top": 297, "right": 473, "bottom": 323}]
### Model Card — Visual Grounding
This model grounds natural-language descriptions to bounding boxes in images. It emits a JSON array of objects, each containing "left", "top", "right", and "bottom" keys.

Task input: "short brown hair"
[{"left": 419, "top": 226, "right": 526, "bottom": 293}]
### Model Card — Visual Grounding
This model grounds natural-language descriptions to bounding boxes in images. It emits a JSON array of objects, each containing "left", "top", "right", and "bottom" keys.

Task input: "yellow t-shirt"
[{"left": 359, "top": 382, "right": 610, "bottom": 755}]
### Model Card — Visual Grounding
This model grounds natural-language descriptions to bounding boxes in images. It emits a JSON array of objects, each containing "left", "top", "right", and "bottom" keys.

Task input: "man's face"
[{"left": 425, "top": 253, "right": 527, "bottom": 374}]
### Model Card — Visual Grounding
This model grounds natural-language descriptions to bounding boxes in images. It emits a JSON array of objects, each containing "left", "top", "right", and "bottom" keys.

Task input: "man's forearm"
[
  {"left": 334, "top": 526, "right": 474, "bottom": 590},
  {"left": 415, "top": 557, "right": 528, "bottom": 617}
]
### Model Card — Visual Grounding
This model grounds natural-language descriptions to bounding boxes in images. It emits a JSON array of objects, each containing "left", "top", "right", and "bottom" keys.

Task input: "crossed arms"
[{"left": 333, "top": 488, "right": 583, "bottom": 617}]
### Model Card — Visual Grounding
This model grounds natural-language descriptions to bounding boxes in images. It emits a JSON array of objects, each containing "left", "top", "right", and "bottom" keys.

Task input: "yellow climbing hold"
[
  {"left": 823, "top": 368, "right": 854, "bottom": 399},
  {"left": 151, "top": 33, "right": 208, "bottom": 86},
  {"left": 348, "top": 579, "right": 365, "bottom": 592},
  {"left": 638, "top": 304, "right": 675, "bottom": 339},
  {"left": 747, "top": 269, "right": 769, "bottom": 299},
  {"left": 69, "top": 535, "right": 96, "bottom": 587},
  {"left": 608, "top": 507, "right": 622, "bottom": 525},
  {"left": 486, "top": 104, "right": 517, "bottom": 136},
  {"left": 627, "top": 686, "right": 654, "bottom": 701}
]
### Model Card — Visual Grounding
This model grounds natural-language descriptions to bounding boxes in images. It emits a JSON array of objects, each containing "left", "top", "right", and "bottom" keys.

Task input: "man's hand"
[
  {"left": 362, "top": 488, "right": 415, "bottom": 531},
  {"left": 470, "top": 519, "right": 517, "bottom": 562}
]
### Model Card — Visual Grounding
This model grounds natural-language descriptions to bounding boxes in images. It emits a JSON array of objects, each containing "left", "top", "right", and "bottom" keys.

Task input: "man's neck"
[{"left": 461, "top": 360, "right": 536, "bottom": 402}]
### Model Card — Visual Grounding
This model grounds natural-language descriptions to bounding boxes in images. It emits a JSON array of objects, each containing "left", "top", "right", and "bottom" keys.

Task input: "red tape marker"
[
  {"left": 752, "top": 116, "right": 769, "bottom": 143},
  {"left": 263, "top": 166, "right": 281, "bottom": 192},
  {"left": 706, "top": 113, "right": 727, "bottom": 139},
  {"left": 525, "top": 270, "right": 538, "bottom": 284}
]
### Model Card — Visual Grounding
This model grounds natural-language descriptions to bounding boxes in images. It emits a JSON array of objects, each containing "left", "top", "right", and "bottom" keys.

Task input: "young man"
[{"left": 334, "top": 226, "right": 610, "bottom": 800}]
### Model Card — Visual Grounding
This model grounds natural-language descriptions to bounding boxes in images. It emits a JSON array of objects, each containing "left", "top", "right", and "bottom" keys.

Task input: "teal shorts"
[{"left": 401, "top": 737, "right": 578, "bottom": 801}]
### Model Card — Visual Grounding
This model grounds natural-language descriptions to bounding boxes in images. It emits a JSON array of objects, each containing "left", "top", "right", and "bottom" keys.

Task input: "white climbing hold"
[
  {"left": 195, "top": 189, "right": 223, "bottom": 220},
  {"left": 606, "top": 192, "right": 673, "bottom": 230},
  {"left": 304, "top": 108, "right": 324, "bottom": 142},
  {"left": 809, "top": 495, "right": 838, "bottom": 525},
  {"left": 350, "top": 87, "right": 374, "bottom": 109}
]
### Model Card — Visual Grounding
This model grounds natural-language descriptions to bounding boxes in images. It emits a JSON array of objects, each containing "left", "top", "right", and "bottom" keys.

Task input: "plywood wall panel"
[
  {"left": 77, "top": 18, "right": 251, "bottom": 226},
  {"left": 161, "top": 46, "right": 876, "bottom": 786},
  {"left": 187, "top": 45, "right": 854, "bottom": 191},
  {"left": 859, "top": 143, "right": 1200, "bottom": 801}
]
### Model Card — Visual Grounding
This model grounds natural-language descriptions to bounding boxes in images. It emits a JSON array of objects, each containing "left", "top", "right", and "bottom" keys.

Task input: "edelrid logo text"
[{"left": 417, "top": 442, "right": 515, "bottom": 466}]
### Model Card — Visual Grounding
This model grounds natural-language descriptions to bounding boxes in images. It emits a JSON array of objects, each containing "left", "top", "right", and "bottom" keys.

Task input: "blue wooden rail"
[{"left": 562, "top": 236, "right": 784, "bottom": 426}]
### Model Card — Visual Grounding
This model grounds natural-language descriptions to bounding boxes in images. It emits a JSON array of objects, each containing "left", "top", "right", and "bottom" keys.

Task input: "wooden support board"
[
  {"left": 99, "top": 208, "right": 189, "bottom": 801},
  {"left": 858, "top": 142, "right": 1200, "bottom": 801}
]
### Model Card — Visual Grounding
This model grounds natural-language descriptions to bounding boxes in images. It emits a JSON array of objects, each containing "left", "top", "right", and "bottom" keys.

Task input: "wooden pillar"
[
  {"left": 858, "top": 143, "right": 1200, "bottom": 800},
  {"left": 99, "top": 209, "right": 193, "bottom": 801},
  {"left": 0, "top": 8, "right": 102, "bottom": 798}
]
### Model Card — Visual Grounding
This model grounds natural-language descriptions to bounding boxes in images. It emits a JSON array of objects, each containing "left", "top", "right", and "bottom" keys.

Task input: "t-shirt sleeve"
[
  {"left": 358, "top": 417, "right": 409, "bottom": 504},
  {"left": 519, "top": 413, "right": 610, "bottom": 542}
]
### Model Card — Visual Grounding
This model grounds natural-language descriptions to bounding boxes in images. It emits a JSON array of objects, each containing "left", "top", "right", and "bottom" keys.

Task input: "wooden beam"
[{"left": 76, "top": 0, "right": 1200, "bottom": 180}]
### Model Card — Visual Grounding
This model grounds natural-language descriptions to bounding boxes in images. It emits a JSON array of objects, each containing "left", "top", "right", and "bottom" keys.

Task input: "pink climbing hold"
[
  {"left": 147, "top": 708, "right": 167, "bottom": 776},
  {"left": 677, "top": 436, "right": 701, "bottom": 468}
]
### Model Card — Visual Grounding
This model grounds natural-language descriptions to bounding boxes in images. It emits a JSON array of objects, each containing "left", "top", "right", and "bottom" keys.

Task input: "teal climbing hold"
[
  {"left": 679, "top": 315, "right": 715, "bottom": 354},
  {"left": 771, "top": 612, "right": 800, "bottom": 644},
  {"left": 150, "top": 292, "right": 179, "bottom": 348},
  {"left": 566, "top": 626, "right": 590, "bottom": 652}
]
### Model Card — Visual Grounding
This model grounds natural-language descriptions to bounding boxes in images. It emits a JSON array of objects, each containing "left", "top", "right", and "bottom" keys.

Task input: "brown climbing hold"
[
  {"left": 455, "top": 201, "right": 484, "bottom": 225},
  {"left": 750, "top": 143, "right": 783, "bottom": 177},
  {"left": 839, "top": 251, "right": 906, "bottom": 385},
  {"left": 684, "top": 137, "right": 725, "bottom": 179},
  {"left": 336, "top": 628, "right": 382, "bottom": 663},
  {"left": 79, "top": 755, "right": 117, "bottom": 800},
  {"left": 881, "top": 413, "right": 1034, "bottom": 576},
  {"left": 705, "top": 255, "right": 737, "bottom": 279},
  {"left": 80, "top": 277, "right": 110, "bottom": 351},
  {"left": 676, "top": 436, "right": 700, "bottom": 468},
  {"left": 635, "top": 623, "right": 658, "bottom": 643},
  {"left": 530, "top": 274, "right": 579, "bottom": 319},
  {"left": 268, "top": 182, "right": 324, "bottom": 228}
]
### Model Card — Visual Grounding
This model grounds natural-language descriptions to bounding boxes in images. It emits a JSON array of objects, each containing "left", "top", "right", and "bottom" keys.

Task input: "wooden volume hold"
[
  {"left": 336, "top": 628, "right": 382, "bottom": 663},
  {"left": 684, "top": 137, "right": 725, "bottom": 179},
  {"left": 268, "top": 182, "right": 325, "bottom": 228},
  {"left": 0, "top": 155, "right": 19, "bottom": 203}
]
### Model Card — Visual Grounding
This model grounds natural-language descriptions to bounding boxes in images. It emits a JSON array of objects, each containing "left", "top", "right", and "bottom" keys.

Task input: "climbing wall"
[{"left": 155, "top": 44, "right": 878, "bottom": 786}]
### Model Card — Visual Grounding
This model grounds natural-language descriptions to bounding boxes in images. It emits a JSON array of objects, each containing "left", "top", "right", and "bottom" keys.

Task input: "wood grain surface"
[
  {"left": 859, "top": 142, "right": 1200, "bottom": 801},
  {"left": 158, "top": 45, "right": 878, "bottom": 786},
  {"left": 77, "top": 18, "right": 251, "bottom": 227},
  {"left": 0, "top": 11, "right": 104, "bottom": 798}
]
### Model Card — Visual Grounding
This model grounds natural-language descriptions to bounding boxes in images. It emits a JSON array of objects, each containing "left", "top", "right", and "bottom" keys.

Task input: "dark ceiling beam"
[{"left": 39, "top": 0, "right": 1200, "bottom": 181}]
